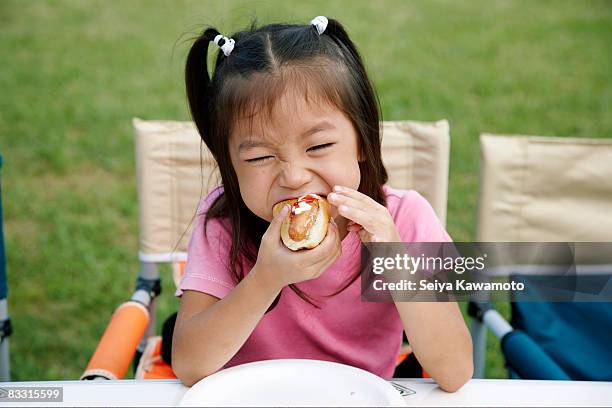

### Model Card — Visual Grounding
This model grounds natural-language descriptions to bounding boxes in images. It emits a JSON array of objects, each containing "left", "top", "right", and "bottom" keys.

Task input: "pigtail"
[
  {"left": 185, "top": 28, "right": 221, "bottom": 148},
  {"left": 185, "top": 27, "right": 245, "bottom": 298},
  {"left": 323, "top": 19, "right": 365, "bottom": 72},
  {"left": 323, "top": 19, "right": 388, "bottom": 204},
  {"left": 324, "top": 18, "right": 381, "bottom": 118}
]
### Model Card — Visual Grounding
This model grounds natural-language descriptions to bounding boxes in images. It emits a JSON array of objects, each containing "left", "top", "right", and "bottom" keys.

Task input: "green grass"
[{"left": 1, "top": 0, "right": 611, "bottom": 381}]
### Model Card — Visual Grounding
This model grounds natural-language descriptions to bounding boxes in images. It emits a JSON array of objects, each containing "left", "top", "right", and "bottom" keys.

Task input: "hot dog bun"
[{"left": 272, "top": 193, "right": 330, "bottom": 251}]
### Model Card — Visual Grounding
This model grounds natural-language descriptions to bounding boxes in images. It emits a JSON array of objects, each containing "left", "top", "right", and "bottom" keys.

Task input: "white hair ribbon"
[
  {"left": 310, "top": 16, "right": 328, "bottom": 35},
  {"left": 213, "top": 34, "right": 235, "bottom": 56}
]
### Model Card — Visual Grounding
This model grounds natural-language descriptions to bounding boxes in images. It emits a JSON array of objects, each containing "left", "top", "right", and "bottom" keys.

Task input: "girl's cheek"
[
  {"left": 332, "top": 162, "right": 361, "bottom": 191},
  {"left": 250, "top": 172, "right": 276, "bottom": 220}
]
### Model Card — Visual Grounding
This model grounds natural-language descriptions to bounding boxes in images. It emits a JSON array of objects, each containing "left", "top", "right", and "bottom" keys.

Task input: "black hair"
[{"left": 185, "top": 18, "right": 388, "bottom": 308}]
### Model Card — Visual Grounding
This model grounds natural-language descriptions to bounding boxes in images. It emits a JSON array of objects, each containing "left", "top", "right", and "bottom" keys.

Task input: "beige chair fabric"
[
  {"left": 382, "top": 120, "right": 450, "bottom": 227},
  {"left": 477, "top": 134, "right": 612, "bottom": 265},
  {"left": 133, "top": 118, "right": 450, "bottom": 263}
]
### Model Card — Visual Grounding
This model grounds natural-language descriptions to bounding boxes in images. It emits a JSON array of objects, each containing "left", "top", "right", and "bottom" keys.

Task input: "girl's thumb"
[{"left": 270, "top": 204, "right": 289, "bottom": 231}]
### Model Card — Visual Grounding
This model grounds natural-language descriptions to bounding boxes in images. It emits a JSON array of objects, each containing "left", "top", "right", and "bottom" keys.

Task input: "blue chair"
[
  {"left": 0, "top": 154, "right": 12, "bottom": 381},
  {"left": 510, "top": 297, "right": 612, "bottom": 380},
  {"left": 469, "top": 299, "right": 612, "bottom": 381},
  {"left": 470, "top": 134, "right": 612, "bottom": 380}
]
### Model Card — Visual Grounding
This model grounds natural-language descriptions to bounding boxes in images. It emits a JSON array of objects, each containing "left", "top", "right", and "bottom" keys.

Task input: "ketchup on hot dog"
[{"left": 288, "top": 194, "right": 320, "bottom": 241}]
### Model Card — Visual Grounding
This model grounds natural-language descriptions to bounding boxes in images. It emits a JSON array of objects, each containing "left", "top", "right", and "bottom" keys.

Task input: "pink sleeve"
[
  {"left": 175, "top": 187, "right": 237, "bottom": 299},
  {"left": 390, "top": 189, "right": 453, "bottom": 243}
]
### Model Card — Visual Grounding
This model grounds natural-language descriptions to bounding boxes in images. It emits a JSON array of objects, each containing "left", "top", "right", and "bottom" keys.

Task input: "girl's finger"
[
  {"left": 347, "top": 224, "right": 362, "bottom": 232},
  {"left": 358, "top": 228, "right": 377, "bottom": 243},
  {"left": 337, "top": 204, "right": 377, "bottom": 233},
  {"left": 347, "top": 219, "right": 364, "bottom": 228},
  {"left": 269, "top": 205, "right": 289, "bottom": 233},
  {"left": 328, "top": 192, "right": 367, "bottom": 213},
  {"left": 333, "top": 185, "right": 379, "bottom": 207}
]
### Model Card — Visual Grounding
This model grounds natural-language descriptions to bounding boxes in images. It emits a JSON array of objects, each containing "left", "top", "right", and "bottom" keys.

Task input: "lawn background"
[{"left": 1, "top": 0, "right": 611, "bottom": 381}]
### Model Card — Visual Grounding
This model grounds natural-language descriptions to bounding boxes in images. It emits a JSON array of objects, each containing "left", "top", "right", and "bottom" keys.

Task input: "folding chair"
[
  {"left": 469, "top": 134, "right": 612, "bottom": 380},
  {"left": 81, "top": 118, "right": 451, "bottom": 380},
  {"left": 0, "top": 155, "right": 11, "bottom": 381}
]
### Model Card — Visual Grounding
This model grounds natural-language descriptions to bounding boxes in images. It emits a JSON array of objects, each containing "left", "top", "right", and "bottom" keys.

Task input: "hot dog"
[{"left": 272, "top": 193, "right": 331, "bottom": 251}]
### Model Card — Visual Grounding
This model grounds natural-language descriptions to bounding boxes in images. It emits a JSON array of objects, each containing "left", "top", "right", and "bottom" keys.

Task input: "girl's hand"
[
  {"left": 252, "top": 204, "right": 342, "bottom": 291},
  {"left": 327, "top": 185, "right": 401, "bottom": 243}
]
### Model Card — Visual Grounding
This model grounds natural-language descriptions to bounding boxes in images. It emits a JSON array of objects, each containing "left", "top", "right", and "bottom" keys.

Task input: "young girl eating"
[{"left": 172, "top": 16, "right": 473, "bottom": 392}]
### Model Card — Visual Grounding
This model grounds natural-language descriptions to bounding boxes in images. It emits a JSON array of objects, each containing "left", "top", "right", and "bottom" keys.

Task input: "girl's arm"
[
  {"left": 172, "top": 205, "right": 342, "bottom": 386},
  {"left": 171, "top": 267, "right": 281, "bottom": 386},
  {"left": 394, "top": 301, "right": 473, "bottom": 392},
  {"left": 327, "top": 186, "right": 473, "bottom": 392}
]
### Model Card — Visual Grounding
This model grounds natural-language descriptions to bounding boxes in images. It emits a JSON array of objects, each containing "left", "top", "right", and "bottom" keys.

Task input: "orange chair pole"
[{"left": 81, "top": 301, "right": 150, "bottom": 380}]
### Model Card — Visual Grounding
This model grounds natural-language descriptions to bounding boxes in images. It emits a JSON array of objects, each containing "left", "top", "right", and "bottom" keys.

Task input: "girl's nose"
[{"left": 279, "top": 161, "right": 312, "bottom": 189}]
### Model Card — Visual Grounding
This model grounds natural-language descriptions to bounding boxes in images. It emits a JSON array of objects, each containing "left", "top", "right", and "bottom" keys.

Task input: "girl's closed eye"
[
  {"left": 246, "top": 143, "right": 335, "bottom": 163},
  {"left": 246, "top": 155, "right": 274, "bottom": 163},
  {"left": 307, "top": 143, "right": 335, "bottom": 152}
]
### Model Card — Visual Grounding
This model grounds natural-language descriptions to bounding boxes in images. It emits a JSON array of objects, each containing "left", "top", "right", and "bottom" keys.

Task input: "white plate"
[{"left": 180, "top": 359, "right": 407, "bottom": 407}]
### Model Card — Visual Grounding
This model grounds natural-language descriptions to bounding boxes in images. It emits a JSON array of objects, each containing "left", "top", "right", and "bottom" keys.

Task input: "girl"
[{"left": 172, "top": 16, "right": 473, "bottom": 392}]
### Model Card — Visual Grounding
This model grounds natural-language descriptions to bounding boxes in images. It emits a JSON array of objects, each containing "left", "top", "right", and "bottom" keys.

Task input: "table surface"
[{"left": 0, "top": 378, "right": 611, "bottom": 407}]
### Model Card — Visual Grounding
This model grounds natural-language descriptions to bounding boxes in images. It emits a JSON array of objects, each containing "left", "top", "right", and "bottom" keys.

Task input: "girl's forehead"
[
  {"left": 224, "top": 61, "right": 350, "bottom": 144},
  {"left": 230, "top": 88, "right": 345, "bottom": 144}
]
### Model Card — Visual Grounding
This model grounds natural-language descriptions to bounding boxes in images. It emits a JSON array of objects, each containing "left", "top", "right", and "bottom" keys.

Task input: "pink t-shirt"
[{"left": 176, "top": 184, "right": 451, "bottom": 378}]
